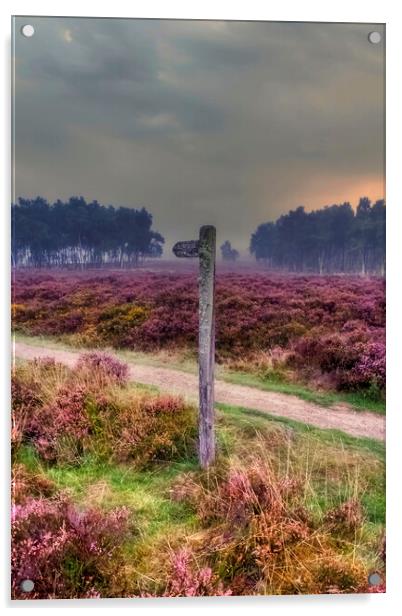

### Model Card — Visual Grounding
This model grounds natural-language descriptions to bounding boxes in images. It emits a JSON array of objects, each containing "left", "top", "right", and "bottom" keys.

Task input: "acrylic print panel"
[{"left": 11, "top": 17, "right": 385, "bottom": 599}]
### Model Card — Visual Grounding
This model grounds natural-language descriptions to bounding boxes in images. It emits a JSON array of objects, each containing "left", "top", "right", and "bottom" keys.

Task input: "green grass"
[
  {"left": 14, "top": 445, "right": 200, "bottom": 594},
  {"left": 15, "top": 445, "right": 198, "bottom": 539},
  {"left": 13, "top": 331, "right": 385, "bottom": 414},
  {"left": 221, "top": 370, "right": 385, "bottom": 414},
  {"left": 16, "top": 393, "right": 385, "bottom": 531},
  {"left": 217, "top": 403, "right": 385, "bottom": 526},
  {"left": 50, "top": 460, "right": 197, "bottom": 534},
  {"left": 13, "top": 331, "right": 74, "bottom": 351},
  {"left": 217, "top": 402, "right": 385, "bottom": 458},
  {"left": 13, "top": 358, "right": 385, "bottom": 596}
]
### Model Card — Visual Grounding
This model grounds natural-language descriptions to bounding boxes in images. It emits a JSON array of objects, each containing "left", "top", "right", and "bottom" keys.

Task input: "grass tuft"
[{"left": 11, "top": 355, "right": 385, "bottom": 598}]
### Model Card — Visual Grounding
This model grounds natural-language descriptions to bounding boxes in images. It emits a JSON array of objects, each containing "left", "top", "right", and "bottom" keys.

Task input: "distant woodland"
[
  {"left": 12, "top": 197, "right": 164, "bottom": 268},
  {"left": 12, "top": 196, "right": 385, "bottom": 274},
  {"left": 250, "top": 198, "right": 385, "bottom": 275}
]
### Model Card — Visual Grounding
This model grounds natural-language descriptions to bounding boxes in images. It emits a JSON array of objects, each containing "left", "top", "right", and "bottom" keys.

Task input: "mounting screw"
[
  {"left": 368, "top": 31, "right": 381, "bottom": 44},
  {"left": 21, "top": 24, "right": 35, "bottom": 38}
]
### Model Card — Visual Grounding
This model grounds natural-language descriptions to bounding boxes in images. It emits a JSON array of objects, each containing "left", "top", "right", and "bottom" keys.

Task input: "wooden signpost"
[{"left": 173, "top": 225, "right": 216, "bottom": 468}]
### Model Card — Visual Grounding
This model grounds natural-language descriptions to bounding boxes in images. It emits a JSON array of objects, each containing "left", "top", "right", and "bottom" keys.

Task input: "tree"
[
  {"left": 220, "top": 240, "right": 239, "bottom": 262},
  {"left": 354, "top": 197, "right": 372, "bottom": 276},
  {"left": 12, "top": 197, "right": 165, "bottom": 269},
  {"left": 249, "top": 198, "right": 385, "bottom": 275}
]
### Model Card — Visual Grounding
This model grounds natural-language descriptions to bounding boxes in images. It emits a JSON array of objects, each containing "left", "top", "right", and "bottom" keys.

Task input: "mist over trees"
[
  {"left": 250, "top": 198, "right": 385, "bottom": 275},
  {"left": 12, "top": 197, "right": 165, "bottom": 268},
  {"left": 220, "top": 240, "right": 239, "bottom": 262},
  {"left": 12, "top": 195, "right": 385, "bottom": 274}
]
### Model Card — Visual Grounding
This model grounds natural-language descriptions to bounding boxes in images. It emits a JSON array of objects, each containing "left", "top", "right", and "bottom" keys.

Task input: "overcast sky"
[{"left": 13, "top": 17, "right": 385, "bottom": 255}]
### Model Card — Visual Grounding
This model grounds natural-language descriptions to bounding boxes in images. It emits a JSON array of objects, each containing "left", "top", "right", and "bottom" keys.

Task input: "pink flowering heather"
[
  {"left": 26, "top": 386, "right": 90, "bottom": 462},
  {"left": 11, "top": 376, "right": 42, "bottom": 452},
  {"left": 168, "top": 459, "right": 374, "bottom": 595},
  {"left": 11, "top": 495, "right": 130, "bottom": 599},
  {"left": 162, "top": 549, "right": 231, "bottom": 597},
  {"left": 12, "top": 270, "right": 385, "bottom": 395},
  {"left": 75, "top": 351, "right": 129, "bottom": 385},
  {"left": 324, "top": 499, "right": 364, "bottom": 536},
  {"left": 352, "top": 342, "right": 386, "bottom": 390}
]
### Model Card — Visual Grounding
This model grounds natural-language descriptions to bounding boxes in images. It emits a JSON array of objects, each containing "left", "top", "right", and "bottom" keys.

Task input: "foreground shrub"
[
  {"left": 159, "top": 549, "right": 231, "bottom": 597},
  {"left": 75, "top": 351, "right": 129, "bottom": 386},
  {"left": 12, "top": 358, "right": 70, "bottom": 406},
  {"left": 324, "top": 499, "right": 364, "bottom": 538},
  {"left": 88, "top": 391, "right": 197, "bottom": 466},
  {"left": 12, "top": 361, "right": 87, "bottom": 461},
  {"left": 170, "top": 457, "right": 374, "bottom": 595},
  {"left": 24, "top": 385, "right": 91, "bottom": 463},
  {"left": 12, "top": 357, "right": 196, "bottom": 467},
  {"left": 11, "top": 376, "right": 42, "bottom": 454},
  {"left": 12, "top": 464, "right": 56, "bottom": 505},
  {"left": 12, "top": 495, "right": 131, "bottom": 599}
]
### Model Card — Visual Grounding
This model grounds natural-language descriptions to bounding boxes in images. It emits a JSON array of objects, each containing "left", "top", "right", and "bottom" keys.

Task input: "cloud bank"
[{"left": 13, "top": 17, "right": 385, "bottom": 254}]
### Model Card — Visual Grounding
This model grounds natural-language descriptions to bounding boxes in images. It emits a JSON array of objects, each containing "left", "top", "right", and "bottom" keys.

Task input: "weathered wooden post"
[
  {"left": 173, "top": 225, "right": 216, "bottom": 468},
  {"left": 198, "top": 226, "right": 216, "bottom": 468}
]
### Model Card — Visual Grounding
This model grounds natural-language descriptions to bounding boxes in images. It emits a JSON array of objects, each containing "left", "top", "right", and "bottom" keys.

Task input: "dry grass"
[
  {"left": 11, "top": 356, "right": 385, "bottom": 598},
  {"left": 225, "top": 347, "right": 293, "bottom": 382},
  {"left": 12, "top": 357, "right": 197, "bottom": 467},
  {"left": 166, "top": 438, "right": 383, "bottom": 595}
]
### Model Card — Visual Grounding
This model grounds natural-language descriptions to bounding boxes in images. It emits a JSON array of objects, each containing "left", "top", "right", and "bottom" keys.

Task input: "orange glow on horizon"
[
  {"left": 257, "top": 170, "right": 385, "bottom": 218},
  {"left": 304, "top": 176, "right": 385, "bottom": 213}
]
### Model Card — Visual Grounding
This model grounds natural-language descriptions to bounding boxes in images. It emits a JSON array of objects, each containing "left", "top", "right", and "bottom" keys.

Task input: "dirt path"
[{"left": 14, "top": 342, "right": 385, "bottom": 442}]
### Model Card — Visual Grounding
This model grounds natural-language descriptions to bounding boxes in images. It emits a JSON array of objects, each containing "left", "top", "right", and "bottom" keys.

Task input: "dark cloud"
[{"left": 13, "top": 17, "right": 385, "bottom": 254}]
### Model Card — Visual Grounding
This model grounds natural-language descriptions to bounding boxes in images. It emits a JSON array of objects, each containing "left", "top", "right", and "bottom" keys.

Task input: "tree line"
[
  {"left": 250, "top": 198, "right": 385, "bottom": 275},
  {"left": 12, "top": 197, "right": 165, "bottom": 268}
]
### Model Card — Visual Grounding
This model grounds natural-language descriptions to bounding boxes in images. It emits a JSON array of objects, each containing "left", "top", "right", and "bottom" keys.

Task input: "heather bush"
[
  {"left": 169, "top": 456, "right": 372, "bottom": 595},
  {"left": 324, "top": 499, "right": 364, "bottom": 538},
  {"left": 290, "top": 331, "right": 385, "bottom": 396},
  {"left": 13, "top": 270, "right": 385, "bottom": 396},
  {"left": 350, "top": 342, "right": 386, "bottom": 391},
  {"left": 25, "top": 385, "right": 91, "bottom": 463},
  {"left": 11, "top": 495, "right": 130, "bottom": 599},
  {"left": 97, "top": 304, "right": 149, "bottom": 345},
  {"left": 12, "top": 464, "right": 56, "bottom": 505},
  {"left": 13, "top": 358, "right": 70, "bottom": 405},
  {"left": 13, "top": 358, "right": 196, "bottom": 467},
  {"left": 87, "top": 391, "right": 197, "bottom": 466},
  {"left": 292, "top": 333, "right": 362, "bottom": 374},
  {"left": 159, "top": 549, "right": 231, "bottom": 597},
  {"left": 12, "top": 360, "right": 85, "bottom": 460},
  {"left": 184, "top": 461, "right": 302, "bottom": 527},
  {"left": 11, "top": 375, "right": 42, "bottom": 454},
  {"left": 75, "top": 351, "right": 129, "bottom": 386}
]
